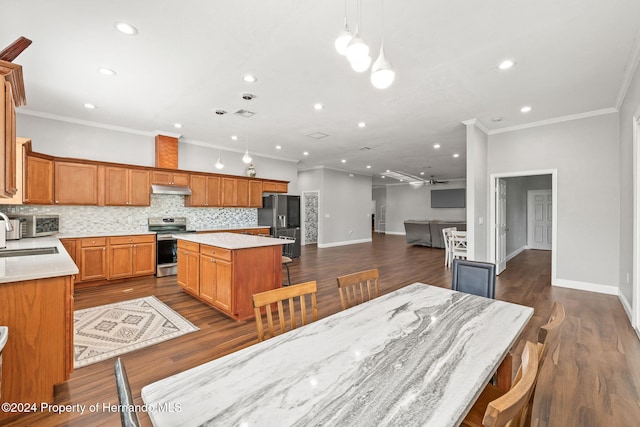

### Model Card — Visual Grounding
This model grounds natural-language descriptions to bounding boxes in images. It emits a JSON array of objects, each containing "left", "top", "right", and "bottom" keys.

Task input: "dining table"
[{"left": 141, "top": 282, "right": 533, "bottom": 426}]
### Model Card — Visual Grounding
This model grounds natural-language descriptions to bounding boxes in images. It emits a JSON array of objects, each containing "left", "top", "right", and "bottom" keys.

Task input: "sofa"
[{"left": 404, "top": 220, "right": 466, "bottom": 248}]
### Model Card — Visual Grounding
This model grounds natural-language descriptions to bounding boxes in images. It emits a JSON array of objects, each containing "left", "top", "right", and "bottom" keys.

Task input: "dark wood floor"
[{"left": 6, "top": 234, "right": 640, "bottom": 426}]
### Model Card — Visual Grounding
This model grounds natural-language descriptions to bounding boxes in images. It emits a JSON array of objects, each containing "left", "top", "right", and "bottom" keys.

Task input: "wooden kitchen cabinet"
[
  {"left": 79, "top": 238, "right": 108, "bottom": 282},
  {"left": 262, "top": 181, "right": 288, "bottom": 193},
  {"left": 1, "top": 77, "right": 17, "bottom": 197},
  {"left": 104, "top": 166, "right": 150, "bottom": 206},
  {"left": 177, "top": 240, "right": 200, "bottom": 295},
  {"left": 23, "top": 153, "right": 54, "bottom": 204},
  {"left": 55, "top": 161, "right": 99, "bottom": 205},
  {"left": 221, "top": 177, "right": 249, "bottom": 207},
  {"left": 249, "top": 179, "right": 263, "bottom": 207},
  {"left": 108, "top": 235, "right": 156, "bottom": 278},
  {"left": 152, "top": 170, "right": 189, "bottom": 186},
  {"left": 199, "top": 244, "right": 233, "bottom": 311},
  {"left": 185, "top": 174, "right": 220, "bottom": 207},
  {"left": 60, "top": 238, "right": 79, "bottom": 281}
]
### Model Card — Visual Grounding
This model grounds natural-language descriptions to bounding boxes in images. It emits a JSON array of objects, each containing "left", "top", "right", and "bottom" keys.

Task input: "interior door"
[
  {"left": 496, "top": 178, "right": 507, "bottom": 274},
  {"left": 527, "top": 190, "right": 552, "bottom": 250}
]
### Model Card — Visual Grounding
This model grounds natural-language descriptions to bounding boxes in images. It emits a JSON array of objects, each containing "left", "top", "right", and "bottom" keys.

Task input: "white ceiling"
[{"left": 2, "top": 0, "right": 639, "bottom": 185}]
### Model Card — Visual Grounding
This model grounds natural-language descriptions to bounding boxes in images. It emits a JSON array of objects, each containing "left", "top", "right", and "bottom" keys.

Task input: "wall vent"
[
  {"left": 234, "top": 109, "right": 255, "bottom": 118},
  {"left": 359, "top": 146, "right": 372, "bottom": 151},
  {"left": 306, "top": 132, "right": 329, "bottom": 139}
]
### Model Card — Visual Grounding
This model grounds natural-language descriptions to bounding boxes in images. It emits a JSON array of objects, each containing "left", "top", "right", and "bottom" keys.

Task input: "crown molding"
[
  {"left": 616, "top": 29, "right": 640, "bottom": 110},
  {"left": 153, "top": 129, "right": 182, "bottom": 139},
  {"left": 488, "top": 108, "right": 618, "bottom": 135},
  {"left": 17, "top": 109, "right": 154, "bottom": 136}
]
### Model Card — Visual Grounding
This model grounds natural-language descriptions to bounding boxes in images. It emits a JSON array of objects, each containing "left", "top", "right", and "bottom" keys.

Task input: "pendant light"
[
  {"left": 346, "top": 0, "right": 370, "bottom": 71},
  {"left": 215, "top": 148, "right": 224, "bottom": 169},
  {"left": 242, "top": 148, "right": 252, "bottom": 164},
  {"left": 371, "top": 0, "right": 395, "bottom": 89},
  {"left": 334, "top": 0, "right": 352, "bottom": 55}
]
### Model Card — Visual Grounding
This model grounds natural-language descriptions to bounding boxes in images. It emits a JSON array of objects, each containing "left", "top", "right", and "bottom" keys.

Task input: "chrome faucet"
[{"left": 0, "top": 212, "right": 13, "bottom": 232}]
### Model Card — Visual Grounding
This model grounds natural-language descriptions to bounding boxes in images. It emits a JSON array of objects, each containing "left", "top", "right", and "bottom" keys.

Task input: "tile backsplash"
[{"left": 0, "top": 195, "right": 258, "bottom": 235}]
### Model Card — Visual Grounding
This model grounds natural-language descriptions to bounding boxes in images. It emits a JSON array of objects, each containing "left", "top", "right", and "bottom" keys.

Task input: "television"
[{"left": 431, "top": 188, "right": 465, "bottom": 208}]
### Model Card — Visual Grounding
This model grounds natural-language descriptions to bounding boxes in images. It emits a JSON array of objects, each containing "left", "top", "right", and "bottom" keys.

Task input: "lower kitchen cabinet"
[
  {"left": 177, "top": 240, "right": 200, "bottom": 295},
  {"left": 199, "top": 250, "right": 232, "bottom": 311},
  {"left": 79, "top": 238, "right": 108, "bottom": 282}
]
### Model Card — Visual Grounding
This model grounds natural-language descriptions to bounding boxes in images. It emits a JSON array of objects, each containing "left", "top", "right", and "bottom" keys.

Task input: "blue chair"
[{"left": 452, "top": 259, "right": 496, "bottom": 299}]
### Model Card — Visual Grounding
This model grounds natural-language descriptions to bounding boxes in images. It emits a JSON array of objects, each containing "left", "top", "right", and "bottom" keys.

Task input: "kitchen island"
[{"left": 175, "top": 233, "right": 291, "bottom": 321}]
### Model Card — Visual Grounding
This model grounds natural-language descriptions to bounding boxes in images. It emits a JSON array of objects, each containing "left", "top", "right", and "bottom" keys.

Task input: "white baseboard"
[
  {"left": 619, "top": 291, "right": 633, "bottom": 324},
  {"left": 553, "top": 278, "right": 618, "bottom": 295},
  {"left": 384, "top": 231, "right": 405, "bottom": 236},
  {"left": 506, "top": 246, "right": 528, "bottom": 262},
  {"left": 317, "top": 238, "right": 373, "bottom": 248}
]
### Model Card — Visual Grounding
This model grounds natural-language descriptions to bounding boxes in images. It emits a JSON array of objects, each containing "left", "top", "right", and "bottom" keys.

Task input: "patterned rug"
[{"left": 74, "top": 296, "right": 199, "bottom": 368}]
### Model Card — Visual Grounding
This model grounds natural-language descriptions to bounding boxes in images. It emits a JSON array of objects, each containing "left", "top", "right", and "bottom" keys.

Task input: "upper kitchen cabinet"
[
  {"left": 221, "top": 177, "right": 249, "bottom": 207},
  {"left": 23, "top": 152, "right": 53, "bottom": 204},
  {"left": 249, "top": 179, "right": 263, "bottom": 207},
  {"left": 104, "top": 166, "right": 150, "bottom": 206},
  {"left": 262, "top": 181, "right": 288, "bottom": 193},
  {"left": 54, "top": 161, "right": 99, "bottom": 205},
  {"left": 0, "top": 59, "right": 26, "bottom": 198},
  {"left": 186, "top": 174, "right": 220, "bottom": 207},
  {"left": 152, "top": 170, "right": 189, "bottom": 186}
]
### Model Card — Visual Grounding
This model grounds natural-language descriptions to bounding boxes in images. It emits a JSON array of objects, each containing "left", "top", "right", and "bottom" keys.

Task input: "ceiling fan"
[{"left": 426, "top": 175, "right": 449, "bottom": 185}]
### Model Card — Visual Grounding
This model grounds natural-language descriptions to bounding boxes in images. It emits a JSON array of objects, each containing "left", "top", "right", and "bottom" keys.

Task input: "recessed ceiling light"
[
  {"left": 386, "top": 169, "right": 390, "bottom": 173},
  {"left": 98, "top": 67, "right": 116, "bottom": 76},
  {"left": 341, "top": 159, "right": 347, "bottom": 163},
  {"left": 83, "top": 103, "right": 97, "bottom": 109},
  {"left": 492, "top": 117, "right": 503, "bottom": 122},
  {"left": 433, "top": 144, "right": 440, "bottom": 149},
  {"left": 231, "top": 135, "right": 238, "bottom": 141},
  {"left": 243, "top": 74, "right": 257, "bottom": 83},
  {"left": 420, "top": 172, "right": 425, "bottom": 175},
  {"left": 358, "top": 122, "right": 366, "bottom": 128},
  {"left": 381, "top": 175, "right": 386, "bottom": 179},
  {"left": 303, "top": 151, "right": 309, "bottom": 156},
  {"left": 275, "top": 145, "right": 282, "bottom": 150},
  {"left": 173, "top": 123, "right": 183, "bottom": 129},
  {"left": 520, "top": 106, "right": 532, "bottom": 113},
  {"left": 453, "top": 153, "right": 460, "bottom": 158},
  {"left": 366, "top": 165, "right": 371, "bottom": 169},
  {"left": 498, "top": 59, "right": 515, "bottom": 70},
  {"left": 349, "top": 174, "right": 354, "bottom": 177},
  {"left": 314, "top": 103, "right": 324, "bottom": 111},
  {"left": 114, "top": 22, "right": 138, "bottom": 35}
]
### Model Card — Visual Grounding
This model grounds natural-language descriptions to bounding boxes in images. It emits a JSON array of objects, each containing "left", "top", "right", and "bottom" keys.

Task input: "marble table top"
[
  {"left": 141, "top": 283, "right": 533, "bottom": 427},
  {"left": 175, "top": 232, "right": 291, "bottom": 250}
]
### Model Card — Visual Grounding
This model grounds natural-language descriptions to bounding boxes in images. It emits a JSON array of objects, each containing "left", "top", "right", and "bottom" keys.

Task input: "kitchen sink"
[{"left": 0, "top": 247, "right": 59, "bottom": 258}]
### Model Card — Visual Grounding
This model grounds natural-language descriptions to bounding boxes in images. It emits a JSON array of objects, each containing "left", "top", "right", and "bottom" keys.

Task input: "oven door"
[{"left": 156, "top": 237, "right": 178, "bottom": 276}]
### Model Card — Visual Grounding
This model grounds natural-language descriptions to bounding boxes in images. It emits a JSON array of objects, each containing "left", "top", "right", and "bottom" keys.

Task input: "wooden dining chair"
[
  {"left": 451, "top": 230, "right": 468, "bottom": 262},
  {"left": 252, "top": 281, "right": 318, "bottom": 342},
  {"left": 463, "top": 303, "right": 565, "bottom": 427},
  {"left": 442, "top": 227, "right": 457, "bottom": 268},
  {"left": 462, "top": 341, "right": 539, "bottom": 427},
  {"left": 336, "top": 268, "right": 380, "bottom": 310},
  {"left": 114, "top": 357, "right": 141, "bottom": 427}
]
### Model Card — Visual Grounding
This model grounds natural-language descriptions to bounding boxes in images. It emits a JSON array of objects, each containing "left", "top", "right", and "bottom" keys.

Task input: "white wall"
[
  {"left": 384, "top": 182, "right": 466, "bottom": 234},
  {"left": 488, "top": 113, "right": 620, "bottom": 291},
  {"left": 16, "top": 114, "right": 299, "bottom": 191},
  {"left": 466, "top": 122, "right": 489, "bottom": 261}
]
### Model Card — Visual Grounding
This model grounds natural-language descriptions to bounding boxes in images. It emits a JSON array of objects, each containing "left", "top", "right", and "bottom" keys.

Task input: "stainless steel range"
[{"left": 148, "top": 217, "right": 195, "bottom": 277}]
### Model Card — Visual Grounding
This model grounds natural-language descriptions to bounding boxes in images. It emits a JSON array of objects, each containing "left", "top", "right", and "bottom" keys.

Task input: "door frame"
[
  {"left": 633, "top": 109, "right": 640, "bottom": 335},
  {"left": 489, "top": 169, "right": 557, "bottom": 285},
  {"left": 301, "top": 190, "right": 320, "bottom": 246}
]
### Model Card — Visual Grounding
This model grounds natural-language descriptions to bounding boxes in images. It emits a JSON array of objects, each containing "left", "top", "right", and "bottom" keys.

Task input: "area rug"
[{"left": 74, "top": 296, "right": 199, "bottom": 368}]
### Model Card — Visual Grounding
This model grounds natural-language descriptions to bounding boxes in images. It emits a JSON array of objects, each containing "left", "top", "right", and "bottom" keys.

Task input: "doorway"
[
  {"left": 527, "top": 189, "right": 552, "bottom": 250},
  {"left": 490, "top": 170, "right": 557, "bottom": 281}
]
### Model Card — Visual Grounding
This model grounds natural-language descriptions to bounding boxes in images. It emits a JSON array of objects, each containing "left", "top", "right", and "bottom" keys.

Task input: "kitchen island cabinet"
[{"left": 176, "top": 233, "right": 289, "bottom": 320}]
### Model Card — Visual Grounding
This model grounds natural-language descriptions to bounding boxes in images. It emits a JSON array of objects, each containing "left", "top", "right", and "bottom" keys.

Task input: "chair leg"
[{"left": 284, "top": 264, "right": 291, "bottom": 287}]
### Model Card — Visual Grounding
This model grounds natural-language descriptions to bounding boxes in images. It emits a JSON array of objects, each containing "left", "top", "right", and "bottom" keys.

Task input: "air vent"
[
  {"left": 234, "top": 109, "right": 255, "bottom": 118},
  {"left": 242, "top": 93, "right": 256, "bottom": 100},
  {"left": 215, "top": 109, "right": 227, "bottom": 115},
  {"left": 359, "top": 146, "right": 371, "bottom": 151},
  {"left": 306, "top": 132, "right": 329, "bottom": 139}
]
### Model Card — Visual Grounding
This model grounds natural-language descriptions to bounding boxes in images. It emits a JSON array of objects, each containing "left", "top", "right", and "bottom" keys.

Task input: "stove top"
[{"left": 148, "top": 217, "right": 194, "bottom": 236}]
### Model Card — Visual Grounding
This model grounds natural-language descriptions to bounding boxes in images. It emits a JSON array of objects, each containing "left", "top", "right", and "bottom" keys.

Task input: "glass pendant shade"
[
  {"left": 335, "top": 27, "right": 353, "bottom": 55},
  {"left": 346, "top": 33, "right": 369, "bottom": 63},
  {"left": 215, "top": 157, "right": 224, "bottom": 169},
  {"left": 242, "top": 149, "right": 252, "bottom": 164},
  {"left": 370, "top": 46, "right": 395, "bottom": 88},
  {"left": 350, "top": 54, "right": 371, "bottom": 72}
]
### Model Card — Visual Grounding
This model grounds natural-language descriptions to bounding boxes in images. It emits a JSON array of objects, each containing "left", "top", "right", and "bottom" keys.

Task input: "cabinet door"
[
  {"left": 248, "top": 180, "right": 263, "bottom": 207},
  {"left": 109, "top": 244, "right": 134, "bottom": 279},
  {"left": 104, "top": 166, "right": 129, "bottom": 206},
  {"left": 60, "top": 239, "right": 78, "bottom": 281},
  {"left": 55, "top": 161, "right": 99, "bottom": 205},
  {"left": 3, "top": 80, "right": 17, "bottom": 197},
  {"left": 221, "top": 177, "right": 237, "bottom": 207},
  {"left": 186, "top": 174, "right": 207, "bottom": 207},
  {"left": 80, "top": 246, "right": 107, "bottom": 281},
  {"left": 206, "top": 176, "right": 221, "bottom": 207},
  {"left": 129, "top": 169, "right": 150, "bottom": 206},
  {"left": 177, "top": 247, "right": 199, "bottom": 295},
  {"left": 151, "top": 171, "right": 172, "bottom": 185},
  {"left": 24, "top": 155, "right": 53, "bottom": 204},
  {"left": 213, "top": 259, "right": 233, "bottom": 312},
  {"left": 172, "top": 173, "right": 189, "bottom": 186},
  {"left": 133, "top": 242, "right": 156, "bottom": 276},
  {"left": 236, "top": 178, "right": 249, "bottom": 206},
  {"left": 199, "top": 254, "right": 217, "bottom": 304}
]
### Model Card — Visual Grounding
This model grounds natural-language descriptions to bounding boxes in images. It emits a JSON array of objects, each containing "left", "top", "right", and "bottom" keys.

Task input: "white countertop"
[
  {"left": 142, "top": 283, "right": 534, "bottom": 427},
  {"left": 193, "top": 225, "right": 270, "bottom": 232},
  {"left": 57, "top": 231, "right": 156, "bottom": 239},
  {"left": 175, "top": 232, "right": 291, "bottom": 250},
  {"left": 0, "top": 237, "right": 79, "bottom": 284}
]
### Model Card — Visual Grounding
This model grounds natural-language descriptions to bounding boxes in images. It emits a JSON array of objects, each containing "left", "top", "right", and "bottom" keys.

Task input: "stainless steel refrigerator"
[{"left": 258, "top": 195, "right": 301, "bottom": 258}]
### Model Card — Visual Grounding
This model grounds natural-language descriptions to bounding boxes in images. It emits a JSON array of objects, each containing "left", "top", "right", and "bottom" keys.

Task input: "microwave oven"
[{"left": 10, "top": 214, "right": 60, "bottom": 237}]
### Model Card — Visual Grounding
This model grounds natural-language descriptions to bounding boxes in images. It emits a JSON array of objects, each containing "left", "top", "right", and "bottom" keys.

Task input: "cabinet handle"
[
  {"left": 102, "top": 247, "right": 106, "bottom": 251},
  {"left": 55, "top": 200, "right": 59, "bottom": 204},
  {"left": 211, "top": 259, "right": 216, "bottom": 263}
]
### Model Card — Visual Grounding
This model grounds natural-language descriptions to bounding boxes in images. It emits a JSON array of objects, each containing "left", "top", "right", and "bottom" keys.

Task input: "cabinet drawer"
[
  {"left": 109, "top": 234, "right": 155, "bottom": 245},
  {"left": 178, "top": 240, "right": 200, "bottom": 252},
  {"left": 200, "top": 244, "right": 232, "bottom": 261},
  {"left": 80, "top": 237, "right": 107, "bottom": 247}
]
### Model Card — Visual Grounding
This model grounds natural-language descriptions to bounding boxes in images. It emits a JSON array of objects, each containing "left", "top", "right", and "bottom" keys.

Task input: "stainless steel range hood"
[{"left": 151, "top": 184, "right": 192, "bottom": 196}]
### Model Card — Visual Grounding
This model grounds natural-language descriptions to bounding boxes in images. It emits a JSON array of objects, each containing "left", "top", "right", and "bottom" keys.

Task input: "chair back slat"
[
  {"left": 114, "top": 358, "right": 141, "bottom": 427},
  {"left": 252, "top": 281, "right": 318, "bottom": 341},
  {"left": 337, "top": 269, "right": 380, "bottom": 310}
]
